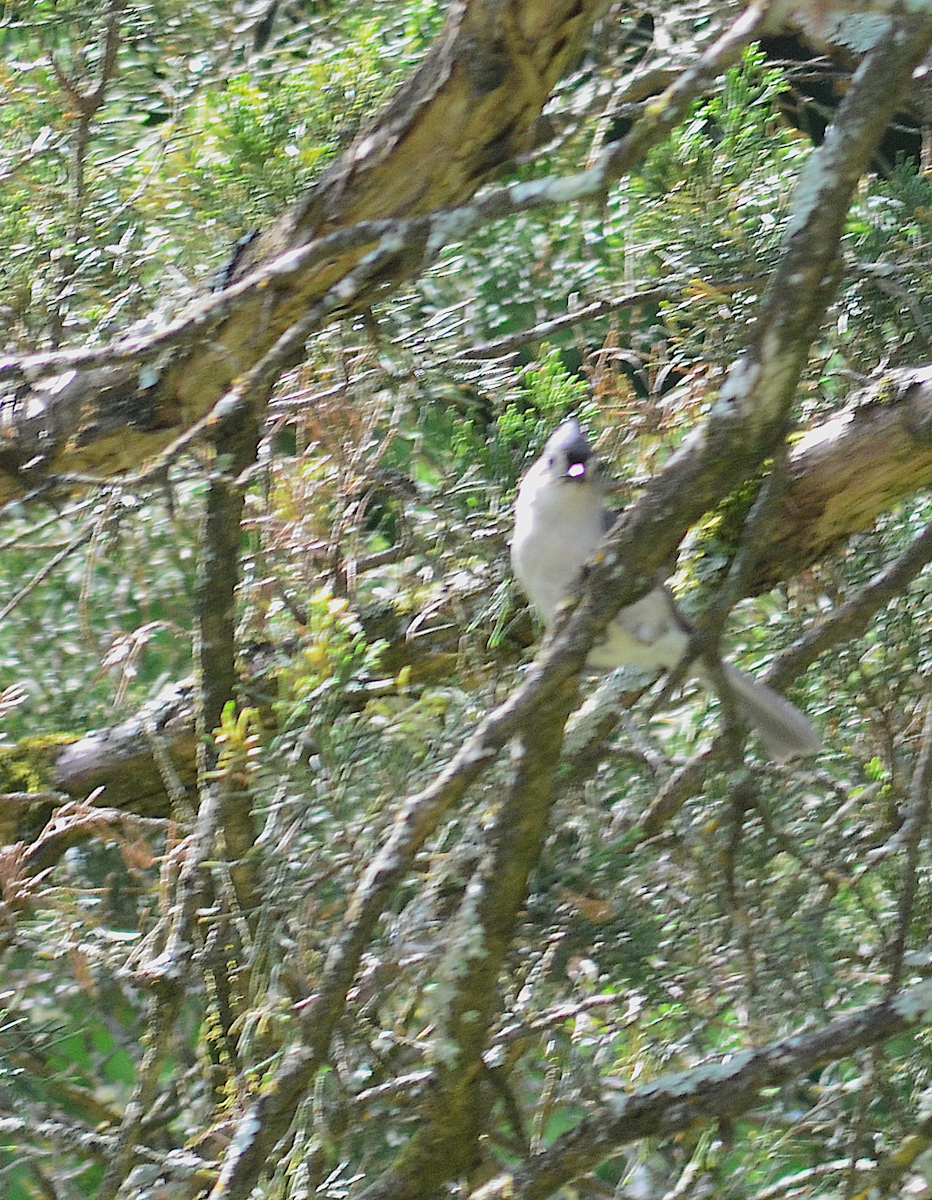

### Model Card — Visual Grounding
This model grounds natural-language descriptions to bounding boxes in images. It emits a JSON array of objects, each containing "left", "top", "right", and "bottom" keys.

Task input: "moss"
[
  {"left": 0, "top": 734, "right": 78, "bottom": 794},
  {"left": 684, "top": 468, "right": 769, "bottom": 588}
]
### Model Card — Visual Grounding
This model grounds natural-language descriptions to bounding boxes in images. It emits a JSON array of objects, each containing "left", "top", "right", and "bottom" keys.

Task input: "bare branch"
[
  {"left": 767, "top": 516, "right": 932, "bottom": 690},
  {"left": 470, "top": 978, "right": 932, "bottom": 1200}
]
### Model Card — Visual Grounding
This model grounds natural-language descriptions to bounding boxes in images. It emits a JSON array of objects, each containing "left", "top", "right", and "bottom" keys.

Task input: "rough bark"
[
  {"left": 194, "top": 404, "right": 262, "bottom": 915},
  {"left": 0, "top": 0, "right": 610, "bottom": 500},
  {"left": 470, "top": 978, "right": 932, "bottom": 1200},
  {"left": 755, "top": 366, "right": 932, "bottom": 587}
]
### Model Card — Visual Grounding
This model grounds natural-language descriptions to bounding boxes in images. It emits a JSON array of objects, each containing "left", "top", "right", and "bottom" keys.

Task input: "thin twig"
[
  {"left": 884, "top": 696, "right": 932, "bottom": 998},
  {"left": 0, "top": 527, "right": 94, "bottom": 624}
]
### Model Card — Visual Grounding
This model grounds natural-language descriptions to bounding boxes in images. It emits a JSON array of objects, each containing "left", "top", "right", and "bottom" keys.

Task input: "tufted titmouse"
[{"left": 511, "top": 420, "right": 820, "bottom": 762}]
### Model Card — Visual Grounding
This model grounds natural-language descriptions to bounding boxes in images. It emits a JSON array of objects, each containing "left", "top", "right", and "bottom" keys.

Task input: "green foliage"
[
  {"left": 838, "top": 165, "right": 932, "bottom": 372},
  {"left": 639, "top": 47, "right": 793, "bottom": 193},
  {"left": 616, "top": 47, "right": 807, "bottom": 369},
  {"left": 5, "top": 7, "right": 932, "bottom": 1200},
  {"left": 152, "top": 14, "right": 431, "bottom": 231},
  {"left": 276, "top": 587, "right": 388, "bottom": 733},
  {"left": 0, "top": 489, "right": 198, "bottom": 742},
  {"left": 0, "top": 0, "right": 440, "bottom": 344},
  {"left": 433, "top": 346, "right": 601, "bottom": 487}
]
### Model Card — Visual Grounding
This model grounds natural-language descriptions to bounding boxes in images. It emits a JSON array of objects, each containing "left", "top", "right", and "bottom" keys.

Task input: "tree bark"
[
  {"left": 755, "top": 366, "right": 932, "bottom": 587},
  {"left": 0, "top": 0, "right": 610, "bottom": 499}
]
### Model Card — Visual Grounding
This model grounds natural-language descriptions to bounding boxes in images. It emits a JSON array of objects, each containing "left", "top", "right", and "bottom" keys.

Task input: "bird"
[{"left": 511, "top": 419, "right": 820, "bottom": 763}]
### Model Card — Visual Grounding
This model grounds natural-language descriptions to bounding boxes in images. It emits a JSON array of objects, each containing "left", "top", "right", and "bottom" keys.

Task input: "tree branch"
[
  {"left": 0, "top": 0, "right": 772, "bottom": 504},
  {"left": 470, "top": 978, "right": 932, "bottom": 1200},
  {"left": 0, "top": 0, "right": 613, "bottom": 497},
  {"left": 357, "top": 677, "right": 580, "bottom": 1200},
  {"left": 755, "top": 367, "right": 932, "bottom": 588}
]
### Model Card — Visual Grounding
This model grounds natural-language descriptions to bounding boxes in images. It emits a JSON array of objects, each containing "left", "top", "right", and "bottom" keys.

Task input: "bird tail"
[{"left": 695, "top": 662, "right": 820, "bottom": 763}]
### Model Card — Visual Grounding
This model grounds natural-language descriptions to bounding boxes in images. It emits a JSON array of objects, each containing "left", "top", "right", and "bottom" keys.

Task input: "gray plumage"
[{"left": 511, "top": 420, "right": 820, "bottom": 763}]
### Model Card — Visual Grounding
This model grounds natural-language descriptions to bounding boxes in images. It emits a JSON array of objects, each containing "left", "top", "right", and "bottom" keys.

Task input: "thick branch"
[
  {"left": 359, "top": 678, "right": 580, "bottom": 1200},
  {"left": 756, "top": 367, "right": 932, "bottom": 587},
  {"left": 0, "top": 0, "right": 611, "bottom": 498},
  {"left": 0, "top": 0, "right": 782, "bottom": 505},
  {"left": 470, "top": 979, "right": 932, "bottom": 1200}
]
